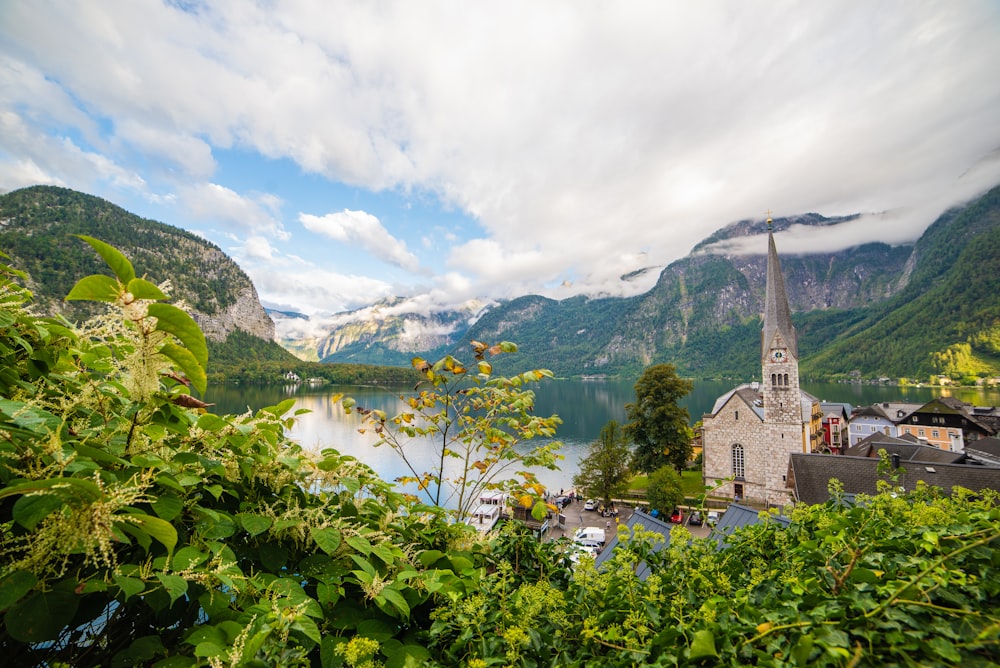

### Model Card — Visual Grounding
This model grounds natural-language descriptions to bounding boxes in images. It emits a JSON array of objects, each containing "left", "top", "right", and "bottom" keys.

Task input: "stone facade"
[{"left": 702, "top": 223, "right": 810, "bottom": 508}]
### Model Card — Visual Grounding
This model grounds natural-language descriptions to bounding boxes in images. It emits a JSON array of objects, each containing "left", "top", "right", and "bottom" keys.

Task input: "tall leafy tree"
[
  {"left": 646, "top": 465, "right": 685, "bottom": 514},
  {"left": 625, "top": 363, "right": 694, "bottom": 473},
  {"left": 573, "top": 420, "right": 632, "bottom": 507}
]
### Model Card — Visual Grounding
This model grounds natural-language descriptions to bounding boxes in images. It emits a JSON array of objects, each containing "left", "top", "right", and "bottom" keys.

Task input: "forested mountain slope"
[
  {"left": 0, "top": 186, "right": 274, "bottom": 343},
  {"left": 457, "top": 186, "right": 1000, "bottom": 380},
  {"left": 802, "top": 184, "right": 1000, "bottom": 380}
]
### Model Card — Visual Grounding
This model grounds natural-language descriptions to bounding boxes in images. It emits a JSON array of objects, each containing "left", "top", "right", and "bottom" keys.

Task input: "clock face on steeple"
[{"left": 769, "top": 348, "right": 787, "bottom": 363}]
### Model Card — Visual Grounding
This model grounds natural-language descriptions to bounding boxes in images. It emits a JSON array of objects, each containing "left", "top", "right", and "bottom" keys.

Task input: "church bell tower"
[{"left": 761, "top": 214, "right": 802, "bottom": 501}]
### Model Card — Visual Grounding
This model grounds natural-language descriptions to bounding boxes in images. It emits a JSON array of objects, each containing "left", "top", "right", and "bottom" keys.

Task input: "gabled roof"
[
  {"left": 820, "top": 402, "right": 852, "bottom": 419},
  {"left": 709, "top": 504, "right": 790, "bottom": 550},
  {"left": 789, "top": 453, "right": 1000, "bottom": 505},
  {"left": 593, "top": 509, "right": 675, "bottom": 579},
  {"left": 595, "top": 506, "right": 793, "bottom": 580},
  {"left": 843, "top": 435, "right": 965, "bottom": 464},
  {"left": 912, "top": 397, "right": 994, "bottom": 433},
  {"left": 707, "top": 384, "right": 764, "bottom": 419},
  {"left": 966, "top": 436, "right": 1000, "bottom": 463},
  {"left": 854, "top": 402, "right": 922, "bottom": 423}
]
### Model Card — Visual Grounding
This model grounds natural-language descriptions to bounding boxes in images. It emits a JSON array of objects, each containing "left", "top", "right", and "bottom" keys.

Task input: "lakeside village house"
[{"left": 701, "top": 217, "right": 1000, "bottom": 509}]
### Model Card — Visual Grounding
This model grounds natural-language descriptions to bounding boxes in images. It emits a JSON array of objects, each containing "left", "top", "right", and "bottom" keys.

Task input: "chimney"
[{"left": 891, "top": 453, "right": 901, "bottom": 469}]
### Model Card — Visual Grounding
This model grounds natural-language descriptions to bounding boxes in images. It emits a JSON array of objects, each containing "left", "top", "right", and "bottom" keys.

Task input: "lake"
[{"left": 207, "top": 378, "right": 1000, "bottom": 497}]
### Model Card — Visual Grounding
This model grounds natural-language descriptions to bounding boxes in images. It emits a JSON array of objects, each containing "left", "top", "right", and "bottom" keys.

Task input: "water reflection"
[{"left": 207, "top": 379, "right": 1000, "bottom": 495}]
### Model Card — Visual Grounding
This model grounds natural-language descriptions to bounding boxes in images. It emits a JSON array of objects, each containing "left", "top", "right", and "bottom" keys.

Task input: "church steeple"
[{"left": 762, "top": 214, "right": 797, "bottom": 359}]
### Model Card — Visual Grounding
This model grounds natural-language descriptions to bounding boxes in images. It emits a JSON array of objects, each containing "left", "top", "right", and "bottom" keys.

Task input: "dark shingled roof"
[
  {"left": 709, "top": 504, "right": 790, "bottom": 549},
  {"left": 966, "top": 437, "right": 1000, "bottom": 466},
  {"left": 594, "top": 506, "right": 792, "bottom": 579},
  {"left": 789, "top": 453, "right": 1000, "bottom": 505},
  {"left": 593, "top": 509, "right": 675, "bottom": 580},
  {"left": 844, "top": 436, "right": 965, "bottom": 464}
]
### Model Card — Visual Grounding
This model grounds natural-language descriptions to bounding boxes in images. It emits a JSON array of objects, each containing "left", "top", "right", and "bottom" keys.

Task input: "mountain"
[
  {"left": 801, "top": 185, "right": 1000, "bottom": 380},
  {"left": 305, "top": 186, "right": 1000, "bottom": 381},
  {"left": 316, "top": 297, "right": 488, "bottom": 365},
  {"left": 0, "top": 184, "right": 278, "bottom": 348}
]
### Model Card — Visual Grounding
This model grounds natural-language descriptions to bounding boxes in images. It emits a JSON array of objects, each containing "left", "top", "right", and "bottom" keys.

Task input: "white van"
[{"left": 574, "top": 526, "right": 606, "bottom": 545}]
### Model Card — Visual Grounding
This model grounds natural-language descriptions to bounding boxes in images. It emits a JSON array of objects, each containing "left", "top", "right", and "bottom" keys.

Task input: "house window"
[
  {"left": 918, "top": 429, "right": 925, "bottom": 437},
  {"left": 932, "top": 430, "right": 939, "bottom": 438},
  {"left": 870, "top": 426, "right": 876, "bottom": 432},
  {"left": 732, "top": 443, "right": 745, "bottom": 479}
]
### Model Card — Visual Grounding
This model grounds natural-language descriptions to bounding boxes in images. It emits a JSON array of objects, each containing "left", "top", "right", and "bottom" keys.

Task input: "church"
[{"left": 701, "top": 216, "right": 820, "bottom": 508}]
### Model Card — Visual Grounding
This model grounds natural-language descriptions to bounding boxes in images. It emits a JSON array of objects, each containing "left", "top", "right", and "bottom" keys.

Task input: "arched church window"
[
  {"left": 771, "top": 373, "right": 776, "bottom": 386},
  {"left": 783, "top": 373, "right": 789, "bottom": 386},
  {"left": 735, "top": 410, "right": 739, "bottom": 420},
  {"left": 732, "top": 443, "right": 745, "bottom": 478}
]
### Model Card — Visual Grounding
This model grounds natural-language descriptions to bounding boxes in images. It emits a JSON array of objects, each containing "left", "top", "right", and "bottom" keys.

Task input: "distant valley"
[
  {"left": 299, "top": 185, "right": 1000, "bottom": 382},
  {"left": 2, "top": 184, "right": 999, "bottom": 383}
]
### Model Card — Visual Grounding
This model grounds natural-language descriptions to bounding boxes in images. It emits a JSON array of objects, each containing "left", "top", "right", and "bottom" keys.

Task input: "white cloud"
[
  {"left": 179, "top": 183, "right": 288, "bottom": 239},
  {"left": 235, "top": 235, "right": 276, "bottom": 261},
  {"left": 250, "top": 265, "right": 396, "bottom": 317},
  {"left": 1, "top": 1, "right": 999, "bottom": 316},
  {"left": 300, "top": 209, "right": 420, "bottom": 272}
]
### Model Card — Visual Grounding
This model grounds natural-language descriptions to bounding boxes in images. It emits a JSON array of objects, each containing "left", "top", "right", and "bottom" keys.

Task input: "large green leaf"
[
  {"left": 5, "top": 590, "right": 79, "bottom": 642},
  {"left": 12, "top": 492, "right": 62, "bottom": 530},
  {"left": 127, "top": 277, "right": 168, "bottom": 301},
  {"left": 75, "top": 235, "right": 136, "bottom": 283},
  {"left": 65, "top": 274, "right": 121, "bottom": 302},
  {"left": 311, "top": 526, "right": 342, "bottom": 555},
  {"left": 0, "top": 477, "right": 102, "bottom": 503},
  {"left": 147, "top": 303, "right": 208, "bottom": 369},
  {"left": 156, "top": 573, "right": 188, "bottom": 604},
  {"left": 124, "top": 512, "right": 178, "bottom": 555},
  {"left": 0, "top": 570, "right": 37, "bottom": 611},
  {"left": 159, "top": 343, "right": 207, "bottom": 395}
]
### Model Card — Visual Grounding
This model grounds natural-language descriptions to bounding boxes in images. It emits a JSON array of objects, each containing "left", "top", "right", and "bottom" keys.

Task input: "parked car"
[
  {"left": 553, "top": 495, "right": 571, "bottom": 509},
  {"left": 574, "top": 526, "right": 607, "bottom": 546},
  {"left": 706, "top": 510, "right": 720, "bottom": 526},
  {"left": 688, "top": 511, "right": 703, "bottom": 526},
  {"left": 584, "top": 498, "right": 597, "bottom": 511},
  {"left": 669, "top": 508, "right": 683, "bottom": 524},
  {"left": 575, "top": 539, "right": 603, "bottom": 553}
]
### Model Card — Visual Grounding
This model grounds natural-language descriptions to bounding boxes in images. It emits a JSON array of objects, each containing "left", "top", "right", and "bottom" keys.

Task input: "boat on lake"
[{"left": 465, "top": 503, "right": 502, "bottom": 535}]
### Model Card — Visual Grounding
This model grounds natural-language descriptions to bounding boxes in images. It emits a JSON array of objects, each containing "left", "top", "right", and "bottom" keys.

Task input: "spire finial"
[{"left": 766, "top": 209, "right": 773, "bottom": 231}]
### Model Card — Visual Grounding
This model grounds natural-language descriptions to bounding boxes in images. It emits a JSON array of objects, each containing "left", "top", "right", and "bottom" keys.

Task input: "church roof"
[
  {"left": 762, "top": 229, "right": 797, "bottom": 358},
  {"left": 707, "top": 383, "right": 764, "bottom": 418}
]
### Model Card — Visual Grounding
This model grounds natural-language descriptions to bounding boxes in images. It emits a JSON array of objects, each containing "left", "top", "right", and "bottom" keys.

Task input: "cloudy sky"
[{"left": 2, "top": 2, "right": 999, "bottom": 327}]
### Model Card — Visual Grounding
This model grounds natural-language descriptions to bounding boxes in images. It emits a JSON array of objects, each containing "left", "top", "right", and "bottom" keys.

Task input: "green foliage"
[
  {"left": 349, "top": 340, "right": 564, "bottom": 521},
  {"left": 0, "top": 246, "right": 474, "bottom": 666},
  {"left": 426, "top": 486, "right": 1000, "bottom": 666},
  {"left": 646, "top": 465, "right": 684, "bottom": 514},
  {"left": 572, "top": 420, "right": 633, "bottom": 507},
  {"left": 625, "top": 363, "right": 695, "bottom": 473},
  {"left": 1, "top": 241, "right": 998, "bottom": 667}
]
